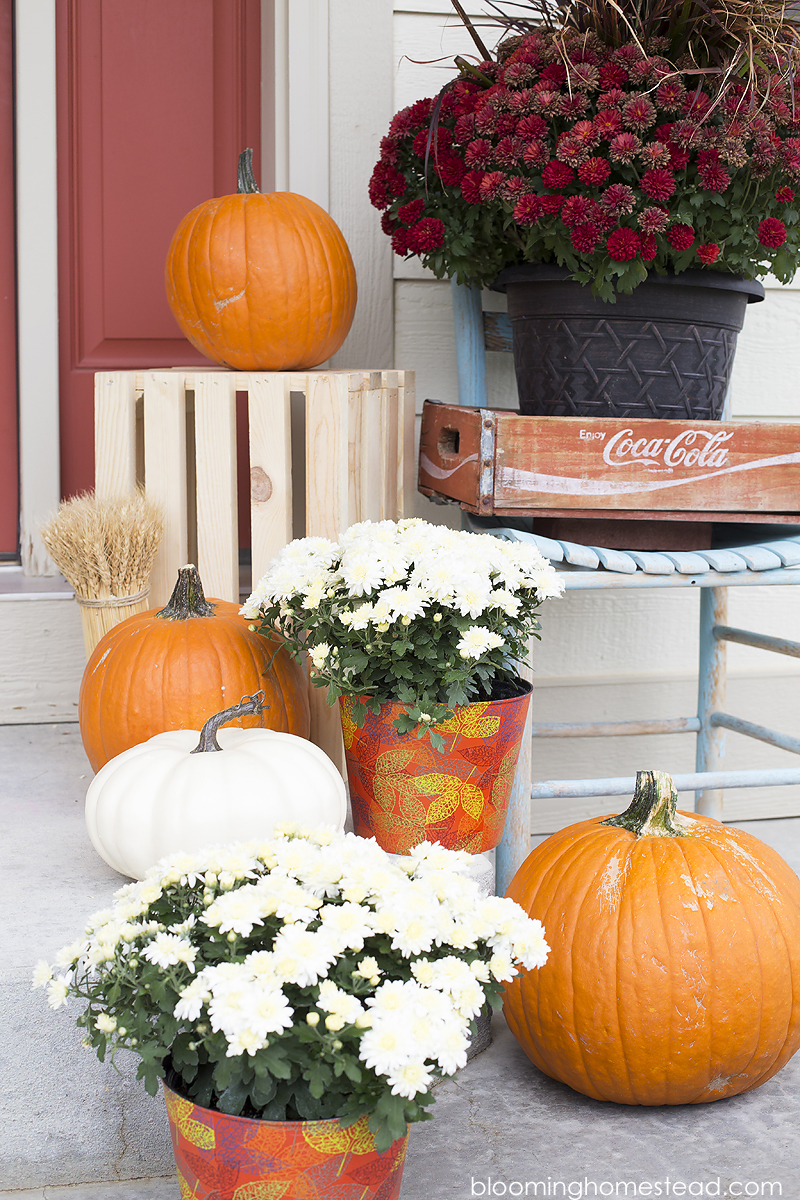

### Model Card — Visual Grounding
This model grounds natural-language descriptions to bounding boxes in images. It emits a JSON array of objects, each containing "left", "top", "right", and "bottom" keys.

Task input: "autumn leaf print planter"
[{"left": 340, "top": 684, "right": 532, "bottom": 855}]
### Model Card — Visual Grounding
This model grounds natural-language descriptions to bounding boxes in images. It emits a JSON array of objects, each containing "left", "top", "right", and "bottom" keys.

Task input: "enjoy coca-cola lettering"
[{"left": 599, "top": 427, "right": 734, "bottom": 470}]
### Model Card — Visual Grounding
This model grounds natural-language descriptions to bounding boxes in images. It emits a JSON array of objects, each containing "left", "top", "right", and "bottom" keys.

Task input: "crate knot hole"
[
  {"left": 250, "top": 466, "right": 273, "bottom": 503},
  {"left": 438, "top": 427, "right": 460, "bottom": 457}
]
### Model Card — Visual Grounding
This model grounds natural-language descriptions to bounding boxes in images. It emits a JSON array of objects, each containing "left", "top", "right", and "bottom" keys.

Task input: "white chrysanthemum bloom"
[
  {"left": 31, "top": 960, "right": 53, "bottom": 989},
  {"left": 529, "top": 568, "right": 565, "bottom": 599},
  {"left": 173, "top": 977, "right": 212, "bottom": 1022},
  {"left": 487, "top": 952, "right": 517, "bottom": 982},
  {"left": 226, "top": 1027, "right": 265, "bottom": 1057},
  {"left": 308, "top": 641, "right": 331, "bottom": 669},
  {"left": 46, "top": 977, "right": 70, "bottom": 1009},
  {"left": 271, "top": 926, "right": 338, "bottom": 987},
  {"left": 55, "top": 939, "right": 89, "bottom": 968},
  {"left": 387, "top": 1060, "right": 434, "bottom": 1098},
  {"left": 488, "top": 588, "right": 523, "bottom": 617},
  {"left": 353, "top": 956, "right": 382, "bottom": 982},
  {"left": 508, "top": 920, "right": 550, "bottom": 970},
  {"left": 456, "top": 626, "right": 505, "bottom": 659},
  {"left": 202, "top": 888, "right": 267, "bottom": 938},
  {"left": 359, "top": 1018, "right": 416, "bottom": 1074},
  {"left": 316, "top": 980, "right": 365, "bottom": 1025},
  {"left": 318, "top": 901, "right": 375, "bottom": 950},
  {"left": 377, "top": 585, "right": 429, "bottom": 622},
  {"left": 143, "top": 933, "right": 198, "bottom": 970},
  {"left": 348, "top": 602, "right": 374, "bottom": 631},
  {"left": 436, "top": 1025, "right": 471, "bottom": 1075},
  {"left": 452, "top": 573, "right": 493, "bottom": 619},
  {"left": 342, "top": 552, "right": 385, "bottom": 597},
  {"left": 95, "top": 1012, "right": 117, "bottom": 1034},
  {"left": 267, "top": 878, "right": 323, "bottom": 924},
  {"left": 301, "top": 576, "right": 328, "bottom": 610}
]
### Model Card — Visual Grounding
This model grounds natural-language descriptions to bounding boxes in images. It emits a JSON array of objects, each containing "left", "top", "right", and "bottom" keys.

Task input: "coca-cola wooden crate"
[{"left": 418, "top": 401, "right": 800, "bottom": 527}]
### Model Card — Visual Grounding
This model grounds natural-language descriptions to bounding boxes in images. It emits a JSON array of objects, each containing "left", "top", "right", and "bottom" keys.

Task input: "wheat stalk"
[{"left": 40, "top": 490, "right": 163, "bottom": 657}]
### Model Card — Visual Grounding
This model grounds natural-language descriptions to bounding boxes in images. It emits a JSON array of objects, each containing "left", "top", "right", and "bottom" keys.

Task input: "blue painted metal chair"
[{"left": 450, "top": 278, "right": 800, "bottom": 893}]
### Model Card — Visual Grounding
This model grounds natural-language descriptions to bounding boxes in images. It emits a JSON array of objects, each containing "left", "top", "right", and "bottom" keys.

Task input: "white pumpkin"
[{"left": 85, "top": 724, "right": 347, "bottom": 880}]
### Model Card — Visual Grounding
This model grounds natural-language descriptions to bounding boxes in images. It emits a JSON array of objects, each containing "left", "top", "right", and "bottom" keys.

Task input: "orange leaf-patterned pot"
[
  {"left": 340, "top": 684, "right": 532, "bottom": 854},
  {"left": 163, "top": 1081, "right": 408, "bottom": 1200}
]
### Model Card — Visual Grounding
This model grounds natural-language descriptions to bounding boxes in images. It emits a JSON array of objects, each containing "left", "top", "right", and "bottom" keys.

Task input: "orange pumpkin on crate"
[
  {"left": 164, "top": 149, "right": 357, "bottom": 371},
  {"left": 503, "top": 770, "right": 800, "bottom": 1106},
  {"left": 79, "top": 564, "right": 310, "bottom": 772}
]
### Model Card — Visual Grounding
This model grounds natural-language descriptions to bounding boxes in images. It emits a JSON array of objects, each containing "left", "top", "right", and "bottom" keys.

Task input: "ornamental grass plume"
[
  {"left": 371, "top": 0, "right": 800, "bottom": 299},
  {"left": 33, "top": 827, "right": 549, "bottom": 1151}
]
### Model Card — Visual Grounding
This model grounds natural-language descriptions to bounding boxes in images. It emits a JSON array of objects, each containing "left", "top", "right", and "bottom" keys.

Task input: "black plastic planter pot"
[{"left": 492, "top": 265, "right": 764, "bottom": 420}]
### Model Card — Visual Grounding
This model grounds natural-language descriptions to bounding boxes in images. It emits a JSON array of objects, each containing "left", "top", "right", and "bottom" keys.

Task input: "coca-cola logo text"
[{"left": 578, "top": 427, "right": 734, "bottom": 470}]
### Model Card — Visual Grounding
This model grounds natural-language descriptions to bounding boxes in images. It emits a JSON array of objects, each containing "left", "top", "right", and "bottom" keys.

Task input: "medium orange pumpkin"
[
  {"left": 164, "top": 149, "right": 357, "bottom": 370},
  {"left": 503, "top": 770, "right": 800, "bottom": 1105},
  {"left": 78, "top": 564, "right": 310, "bottom": 773}
]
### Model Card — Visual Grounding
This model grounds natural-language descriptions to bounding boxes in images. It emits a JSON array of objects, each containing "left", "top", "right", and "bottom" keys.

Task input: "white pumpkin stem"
[
  {"left": 191, "top": 691, "right": 267, "bottom": 754},
  {"left": 601, "top": 770, "right": 695, "bottom": 838}
]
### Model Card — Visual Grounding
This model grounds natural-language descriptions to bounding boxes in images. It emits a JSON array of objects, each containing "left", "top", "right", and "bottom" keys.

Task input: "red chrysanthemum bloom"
[
  {"left": 667, "top": 223, "right": 695, "bottom": 251},
  {"left": 776, "top": 187, "right": 796, "bottom": 204},
  {"left": 697, "top": 149, "right": 720, "bottom": 166},
  {"left": 495, "top": 136, "right": 524, "bottom": 168},
  {"left": 460, "top": 170, "right": 485, "bottom": 205},
  {"left": 593, "top": 109, "right": 623, "bottom": 138},
  {"left": 541, "top": 160, "right": 575, "bottom": 189},
  {"left": 500, "top": 175, "right": 529, "bottom": 202},
  {"left": 454, "top": 113, "right": 476, "bottom": 143},
  {"left": 696, "top": 243, "right": 721, "bottom": 264},
  {"left": 436, "top": 154, "right": 467, "bottom": 186},
  {"left": 609, "top": 132, "right": 641, "bottom": 164},
  {"left": 598, "top": 62, "right": 628, "bottom": 89},
  {"left": 379, "top": 135, "right": 399, "bottom": 166},
  {"left": 412, "top": 127, "right": 451, "bottom": 159},
  {"left": 577, "top": 156, "right": 611, "bottom": 186},
  {"left": 391, "top": 227, "right": 412, "bottom": 256},
  {"left": 607, "top": 227, "right": 642, "bottom": 261},
  {"left": 698, "top": 163, "right": 731, "bottom": 193},
  {"left": 381, "top": 211, "right": 399, "bottom": 236},
  {"left": 496, "top": 112, "right": 518, "bottom": 136},
  {"left": 622, "top": 95, "right": 656, "bottom": 131},
  {"left": 516, "top": 114, "right": 548, "bottom": 140},
  {"left": 561, "top": 93, "right": 589, "bottom": 119},
  {"left": 639, "top": 142, "right": 672, "bottom": 170},
  {"left": 758, "top": 217, "right": 788, "bottom": 249},
  {"left": 389, "top": 108, "right": 414, "bottom": 138},
  {"left": 640, "top": 232, "right": 658, "bottom": 261},
  {"left": 408, "top": 98, "right": 434, "bottom": 126},
  {"left": 531, "top": 89, "right": 562, "bottom": 116},
  {"left": 539, "top": 193, "right": 566, "bottom": 215},
  {"left": 522, "top": 139, "right": 550, "bottom": 168},
  {"left": 572, "top": 119, "right": 599, "bottom": 146},
  {"left": 407, "top": 217, "right": 445, "bottom": 253},
  {"left": 556, "top": 135, "right": 591, "bottom": 166},
  {"left": 638, "top": 206, "right": 669, "bottom": 233},
  {"left": 597, "top": 89, "right": 626, "bottom": 111},
  {"left": 397, "top": 198, "right": 424, "bottom": 226},
  {"left": 561, "top": 195, "right": 596, "bottom": 228},
  {"left": 504, "top": 61, "right": 538, "bottom": 87},
  {"left": 600, "top": 183, "right": 636, "bottom": 216},
  {"left": 539, "top": 62, "right": 567, "bottom": 86},
  {"left": 671, "top": 120, "right": 701, "bottom": 149},
  {"left": 571, "top": 222, "right": 602, "bottom": 253},
  {"left": 640, "top": 168, "right": 676, "bottom": 201},
  {"left": 568, "top": 63, "right": 600, "bottom": 92},
  {"left": 667, "top": 143, "right": 690, "bottom": 170},
  {"left": 479, "top": 171, "right": 507, "bottom": 202},
  {"left": 465, "top": 138, "right": 494, "bottom": 168},
  {"left": 513, "top": 194, "right": 542, "bottom": 225},
  {"left": 655, "top": 80, "right": 686, "bottom": 111}
]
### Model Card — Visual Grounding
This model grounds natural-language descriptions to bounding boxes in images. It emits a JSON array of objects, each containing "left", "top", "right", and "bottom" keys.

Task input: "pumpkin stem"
[
  {"left": 237, "top": 148, "right": 260, "bottom": 194},
  {"left": 601, "top": 770, "right": 695, "bottom": 838},
  {"left": 157, "top": 565, "right": 216, "bottom": 620},
  {"left": 191, "top": 691, "right": 267, "bottom": 754}
]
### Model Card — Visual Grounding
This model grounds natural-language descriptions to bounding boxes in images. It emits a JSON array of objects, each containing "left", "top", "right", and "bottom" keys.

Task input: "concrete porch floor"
[{"left": 3, "top": 723, "right": 800, "bottom": 1198}]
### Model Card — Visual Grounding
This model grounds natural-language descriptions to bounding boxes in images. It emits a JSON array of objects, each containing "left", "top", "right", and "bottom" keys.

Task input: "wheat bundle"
[{"left": 40, "top": 490, "right": 163, "bottom": 658}]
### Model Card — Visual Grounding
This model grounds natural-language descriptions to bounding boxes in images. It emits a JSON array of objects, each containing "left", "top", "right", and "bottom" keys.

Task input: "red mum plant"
[{"left": 371, "top": 8, "right": 800, "bottom": 300}]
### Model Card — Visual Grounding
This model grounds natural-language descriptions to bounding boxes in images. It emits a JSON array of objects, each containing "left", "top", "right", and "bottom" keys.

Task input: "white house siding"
[{"left": 391, "top": 2, "right": 800, "bottom": 827}]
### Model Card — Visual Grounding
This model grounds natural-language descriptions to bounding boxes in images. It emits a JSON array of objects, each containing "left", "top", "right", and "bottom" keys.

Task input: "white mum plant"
[
  {"left": 34, "top": 827, "right": 549, "bottom": 1150},
  {"left": 242, "top": 518, "right": 563, "bottom": 746}
]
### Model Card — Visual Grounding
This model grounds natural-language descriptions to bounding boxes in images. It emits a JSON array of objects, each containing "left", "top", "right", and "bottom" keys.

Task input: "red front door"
[{"left": 56, "top": 0, "right": 262, "bottom": 502}]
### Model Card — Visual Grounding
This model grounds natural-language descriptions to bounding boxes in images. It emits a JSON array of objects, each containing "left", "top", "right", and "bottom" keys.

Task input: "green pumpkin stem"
[
  {"left": 157, "top": 565, "right": 216, "bottom": 620},
  {"left": 601, "top": 770, "right": 693, "bottom": 838},
  {"left": 237, "top": 148, "right": 260, "bottom": 194},
  {"left": 191, "top": 691, "right": 267, "bottom": 754}
]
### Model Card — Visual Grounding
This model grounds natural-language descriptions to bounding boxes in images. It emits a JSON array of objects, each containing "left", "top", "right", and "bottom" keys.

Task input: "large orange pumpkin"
[
  {"left": 79, "top": 564, "right": 310, "bottom": 772},
  {"left": 503, "top": 770, "right": 800, "bottom": 1105},
  {"left": 164, "top": 149, "right": 357, "bottom": 370}
]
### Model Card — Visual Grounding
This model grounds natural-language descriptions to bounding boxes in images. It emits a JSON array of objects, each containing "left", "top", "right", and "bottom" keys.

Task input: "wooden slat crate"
[
  {"left": 419, "top": 400, "right": 800, "bottom": 524},
  {"left": 94, "top": 368, "right": 415, "bottom": 768}
]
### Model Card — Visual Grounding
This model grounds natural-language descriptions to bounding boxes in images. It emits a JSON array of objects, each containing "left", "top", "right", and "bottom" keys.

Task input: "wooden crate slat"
[
  {"left": 143, "top": 372, "right": 188, "bottom": 607},
  {"left": 305, "top": 371, "right": 351, "bottom": 541},
  {"left": 245, "top": 373, "right": 293, "bottom": 590},
  {"left": 347, "top": 370, "right": 383, "bottom": 524},
  {"left": 94, "top": 372, "right": 137, "bottom": 498},
  {"left": 379, "top": 370, "right": 399, "bottom": 520},
  {"left": 192, "top": 372, "right": 238, "bottom": 603}
]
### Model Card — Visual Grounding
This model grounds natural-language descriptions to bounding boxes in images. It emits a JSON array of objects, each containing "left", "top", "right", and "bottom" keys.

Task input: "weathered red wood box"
[{"left": 418, "top": 401, "right": 800, "bottom": 548}]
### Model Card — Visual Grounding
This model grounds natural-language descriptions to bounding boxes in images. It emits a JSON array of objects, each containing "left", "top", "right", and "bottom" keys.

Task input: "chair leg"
[
  {"left": 496, "top": 638, "right": 534, "bottom": 896},
  {"left": 696, "top": 585, "right": 727, "bottom": 819}
]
